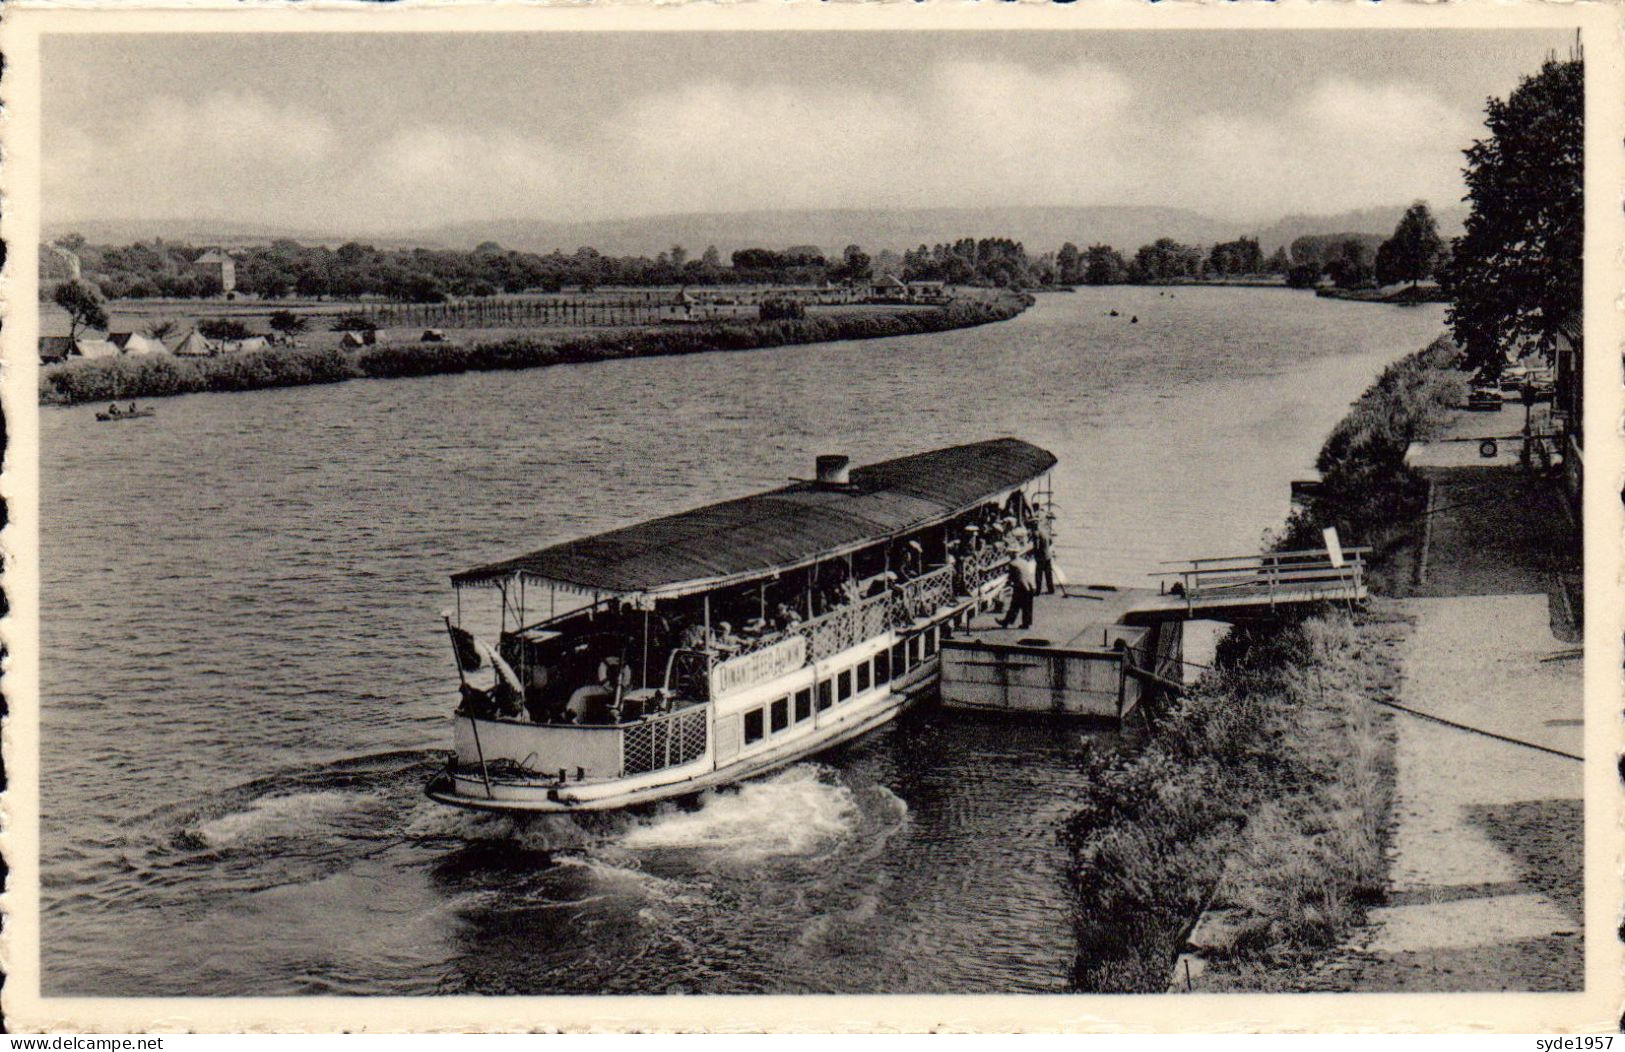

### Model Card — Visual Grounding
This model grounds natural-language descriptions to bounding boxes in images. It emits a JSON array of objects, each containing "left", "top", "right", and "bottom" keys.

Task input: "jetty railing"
[
  {"left": 621, "top": 703, "right": 709, "bottom": 776},
  {"left": 1153, "top": 547, "right": 1372, "bottom": 613}
]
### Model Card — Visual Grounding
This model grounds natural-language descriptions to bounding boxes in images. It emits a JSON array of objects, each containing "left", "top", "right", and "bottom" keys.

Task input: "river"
[{"left": 39, "top": 287, "right": 1446, "bottom": 995}]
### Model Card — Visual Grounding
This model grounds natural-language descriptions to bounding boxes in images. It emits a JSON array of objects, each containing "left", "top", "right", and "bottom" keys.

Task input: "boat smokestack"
[{"left": 815, "top": 455, "right": 851, "bottom": 486}]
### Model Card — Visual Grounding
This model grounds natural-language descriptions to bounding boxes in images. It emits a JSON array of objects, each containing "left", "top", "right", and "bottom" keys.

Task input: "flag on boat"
[
  {"left": 447, "top": 625, "right": 524, "bottom": 694},
  {"left": 449, "top": 624, "right": 483, "bottom": 672}
]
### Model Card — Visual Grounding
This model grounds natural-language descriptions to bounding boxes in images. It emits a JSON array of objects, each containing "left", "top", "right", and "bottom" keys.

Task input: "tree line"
[
  {"left": 50, "top": 238, "right": 892, "bottom": 304},
  {"left": 52, "top": 192, "right": 1475, "bottom": 311}
]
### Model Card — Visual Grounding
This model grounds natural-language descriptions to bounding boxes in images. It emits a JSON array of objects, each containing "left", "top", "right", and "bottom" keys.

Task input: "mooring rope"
[{"left": 1366, "top": 696, "right": 1583, "bottom": 762}]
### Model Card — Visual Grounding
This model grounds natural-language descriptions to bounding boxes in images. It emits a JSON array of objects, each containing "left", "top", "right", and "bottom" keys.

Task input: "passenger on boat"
[
  {"left": 775, "top": 603, "right": 803, "bottom": 630},
  {"left": 900, "top": 540, "right": 924, "bottom": 581},
  {"left": 999, "top": 548, "right": 1038, "bottom": 630},
  {"left": 128, "top": 402, "right": 138, "bottom": 414},
  {"left": 1033, "top": 517, "right": 1056, "bottom": 595},
  {"left": 713, "top": 621, "right": 742, "bottom": 653},
  {"left": 106, "top": 403, "right": 121, "bottom": 418}
]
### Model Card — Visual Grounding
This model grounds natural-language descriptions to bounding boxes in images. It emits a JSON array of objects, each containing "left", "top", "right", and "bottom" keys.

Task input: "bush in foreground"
[{"left": 1064, "top": 613, "right": 1396, "bottom": 992}]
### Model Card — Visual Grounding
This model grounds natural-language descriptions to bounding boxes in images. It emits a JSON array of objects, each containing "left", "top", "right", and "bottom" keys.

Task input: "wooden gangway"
[{"left": 1124, "top": 546, "right": 1371, "bottom": 624}]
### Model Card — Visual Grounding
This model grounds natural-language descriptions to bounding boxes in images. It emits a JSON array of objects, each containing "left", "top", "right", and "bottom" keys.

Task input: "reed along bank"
[
  {"left": 1064, "top": 335, "right": 1466, "bottom": 992},
  {"left": 39, "top": 296, "right": 1029, "bottom": 407}
]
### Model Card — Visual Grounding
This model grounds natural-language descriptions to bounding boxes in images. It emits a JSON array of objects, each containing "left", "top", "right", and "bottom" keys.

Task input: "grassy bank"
[
  {"left": 1064, "top": 336, "right": 1466, "bottom": 992},
  {"left": 40, "top": 296, "right": 1029, "bottom": 407},
  {"left": 1315, "top": 284, "right": 1449, "bottom": 305},
  {"left": 1065, "top": 612, "right": 1403, "bottom": 992}
]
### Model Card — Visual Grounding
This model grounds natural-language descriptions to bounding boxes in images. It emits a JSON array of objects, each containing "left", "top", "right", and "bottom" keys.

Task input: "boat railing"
[
  {"left": 800, "top": 589, "right": 897, "bottom": 664},
  {"left": 621, "top": 702, "right": 710, "bottom": 776},
  {"left": 894, "top": 565, "right": 954, "bottom": 624},
  {"left": 957, "top": 553, "right": 1012, "bottom": 596}
]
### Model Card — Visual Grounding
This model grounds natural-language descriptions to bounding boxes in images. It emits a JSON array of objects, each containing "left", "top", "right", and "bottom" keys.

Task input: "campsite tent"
[
  {"left": 172, "top": 330, "right": 216, "bottom": 358},
  {"left": 340, "top": 331, "right": 369, "bottom": 349},
  {"left": 39, "top": 336, "right": 76, "bottom": 363},
  {"left": 119, "top": 333, "right": 168, "bottom": 356},
  {"left": 70, "top": 339, "right": 121, "bottom": 360},
  {"left": 221, "top": 337, "right": 269, "bottom": 354}
]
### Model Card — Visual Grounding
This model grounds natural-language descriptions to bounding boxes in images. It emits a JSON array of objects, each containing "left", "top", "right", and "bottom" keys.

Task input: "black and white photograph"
[{"left": 2, "top": 5, "right": 1617, "bottom": 1033}]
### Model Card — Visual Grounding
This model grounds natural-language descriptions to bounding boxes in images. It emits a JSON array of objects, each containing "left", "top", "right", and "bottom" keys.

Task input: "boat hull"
[{"left": 425, "top": 660, "right": 941, "bottom": 814}]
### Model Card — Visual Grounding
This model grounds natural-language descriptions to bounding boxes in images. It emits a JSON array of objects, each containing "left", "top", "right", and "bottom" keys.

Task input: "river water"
[{"left": 39, "top": 288, "right": 1445, "bottom": 995}]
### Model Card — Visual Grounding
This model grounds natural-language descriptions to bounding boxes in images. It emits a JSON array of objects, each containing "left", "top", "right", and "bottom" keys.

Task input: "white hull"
[{"left": 426, "top": 604, "right": 967, "bottom": 814}]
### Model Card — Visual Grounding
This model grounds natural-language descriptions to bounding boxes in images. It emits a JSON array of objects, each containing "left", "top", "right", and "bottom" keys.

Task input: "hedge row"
[{"left": 40, "top": 297, "right": 1030, "bottom": 407}]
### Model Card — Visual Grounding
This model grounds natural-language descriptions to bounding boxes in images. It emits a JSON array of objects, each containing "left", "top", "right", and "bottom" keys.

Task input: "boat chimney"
[{"left": 815, "top": 455, "right": 851, "bottom": 487}]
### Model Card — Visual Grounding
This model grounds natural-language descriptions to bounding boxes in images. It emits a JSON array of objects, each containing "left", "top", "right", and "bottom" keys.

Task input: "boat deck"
[{"left": 954, "top": 586, "right": 1156, "bottom": 650}]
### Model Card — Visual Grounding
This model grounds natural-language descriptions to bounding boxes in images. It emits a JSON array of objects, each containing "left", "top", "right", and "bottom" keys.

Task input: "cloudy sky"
[{"left": 43, "top": 29, "right": 1571, "bottom": 234}]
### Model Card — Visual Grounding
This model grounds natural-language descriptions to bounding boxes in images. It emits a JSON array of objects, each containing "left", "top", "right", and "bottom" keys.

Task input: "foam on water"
[
  {"left": 618, "top": 765, "right": 861, "bottom": 862},
  {"left": 193, "top": 790, "right": 368, "bottom": 848}
]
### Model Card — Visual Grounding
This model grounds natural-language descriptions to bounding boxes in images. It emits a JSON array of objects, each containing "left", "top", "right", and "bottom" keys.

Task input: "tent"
[
  {"left": 39, "top": 336, "right": 75, "bottom": 363},
  {"left": 222, "top": 337, "right": 269, "bottom": 354},
  {"left": 119, "top": 333, "right": 168, "bottom": 356},
  {"left": 340, "top": 331, "right": 368, "bottom": 348},
  {"left": 421, "top": 329, "right": 447, "bottom": 342},
  {"left": 70, "top": 339, "right": 121, "bottom": 360},
  {"left": 172, "top": 330, "right": 216, "bottom": 358}
]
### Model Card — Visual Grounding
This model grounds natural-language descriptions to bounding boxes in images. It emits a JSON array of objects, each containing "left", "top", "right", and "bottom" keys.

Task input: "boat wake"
[
  {"left": 194, "top": 789, "right": 374, "bottom": 849},
  {"left": 618, "top": 764, "right": 866, "bottom": 864}
]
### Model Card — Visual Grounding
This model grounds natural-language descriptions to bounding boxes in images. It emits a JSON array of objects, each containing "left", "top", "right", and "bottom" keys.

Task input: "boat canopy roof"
[{"left": 452, "top": 437, "right": 1057, "bottom": 600}]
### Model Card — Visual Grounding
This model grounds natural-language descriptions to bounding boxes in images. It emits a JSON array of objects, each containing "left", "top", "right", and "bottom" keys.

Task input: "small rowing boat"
[{"left": 96, "top": 408, "right": 156, "bottom": 422}]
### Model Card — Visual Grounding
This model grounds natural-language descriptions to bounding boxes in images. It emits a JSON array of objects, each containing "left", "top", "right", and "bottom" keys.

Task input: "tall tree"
[
  {"left": 53, "top": 279, "right": 108, "bottom": 339},
  {"left": 1377, "top": 202, "right": 1443, "bottom": 287},
  {"left": 1083, "top": 244, "right": 1129, "bottom": 285},
  {"left": 1056, "top": 242, "right": 1082, "bottom": 285},
  {"left": 1446, "top": 56, "right": 1582, "bottom": 374}
]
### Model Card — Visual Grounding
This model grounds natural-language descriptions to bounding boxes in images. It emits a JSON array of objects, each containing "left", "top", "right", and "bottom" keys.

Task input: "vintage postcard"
[{"left": 1, "top": 1, "right": 1620, "bottom": 1034}]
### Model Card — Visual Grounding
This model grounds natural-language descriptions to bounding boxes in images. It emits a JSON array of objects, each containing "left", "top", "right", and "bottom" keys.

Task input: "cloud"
[
  {"left": 44, "top": 64, "right": 1478, "bottom": 234},
  {"left": 46, "top": 92, "right": 337, "bottom": 223}
]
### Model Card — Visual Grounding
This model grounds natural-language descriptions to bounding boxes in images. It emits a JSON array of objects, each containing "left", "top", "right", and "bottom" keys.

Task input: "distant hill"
[{"left": 46, "top": 201, "right": 1471, "bottom": 259}]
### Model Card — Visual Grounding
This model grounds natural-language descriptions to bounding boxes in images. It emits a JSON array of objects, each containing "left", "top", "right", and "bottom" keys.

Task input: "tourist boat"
[{"left": 424, "top": 437, "right": 1058, "bottom": 813}]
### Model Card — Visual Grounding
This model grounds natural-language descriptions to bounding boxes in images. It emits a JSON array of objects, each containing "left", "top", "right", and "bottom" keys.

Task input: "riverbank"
[
  {"left": 39, "top": 295, "right": 1029, "bottom": 407},
  {"left": 1063, "top": 333, "right": 1469, "bottom": 992},
  {"left": 1316, "top": 284, "right": 1448, "bottom": 305}
]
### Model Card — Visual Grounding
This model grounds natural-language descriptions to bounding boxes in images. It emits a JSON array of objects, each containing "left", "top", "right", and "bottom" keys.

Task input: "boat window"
[
  {"left": 857, "top": 661, "right": 872, "bottom": 693},
  {"left": 744, "top": 708, "right": 765, "bottom": 745},
  {"left": 794, "top": 688, "right": 812, "bottom": 723},
  {"left": 817, "top": 680, "right": 833, "bottom": 711},
  {"left": 908, "top": 635, "right": 921, "bottom": 667},
  {"left": 924, "top": 628, "right": 938, "bottom": 658},
  {"left": 874, "top": 650, "right": 890, "bottom": 684},
  {"left": 770, "top": 696, "right": 790, "bottom": 733},
  {"left": 837, "top": 668, "right": 853, "bottom": 702},
  {"left": 890, "top": 642, "right": 906, "bottom": 677}
]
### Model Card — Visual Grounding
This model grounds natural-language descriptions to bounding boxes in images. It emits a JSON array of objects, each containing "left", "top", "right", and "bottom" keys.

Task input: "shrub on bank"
[
  {"left": 43, "top": 295, "right": 1030, "bottom": 406},
  {"left": 40, "top": 346, "right": 359, "bottom": 405},
  {"left": 1277, "top": 334, "right": 1466, "bottom": 566}
]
